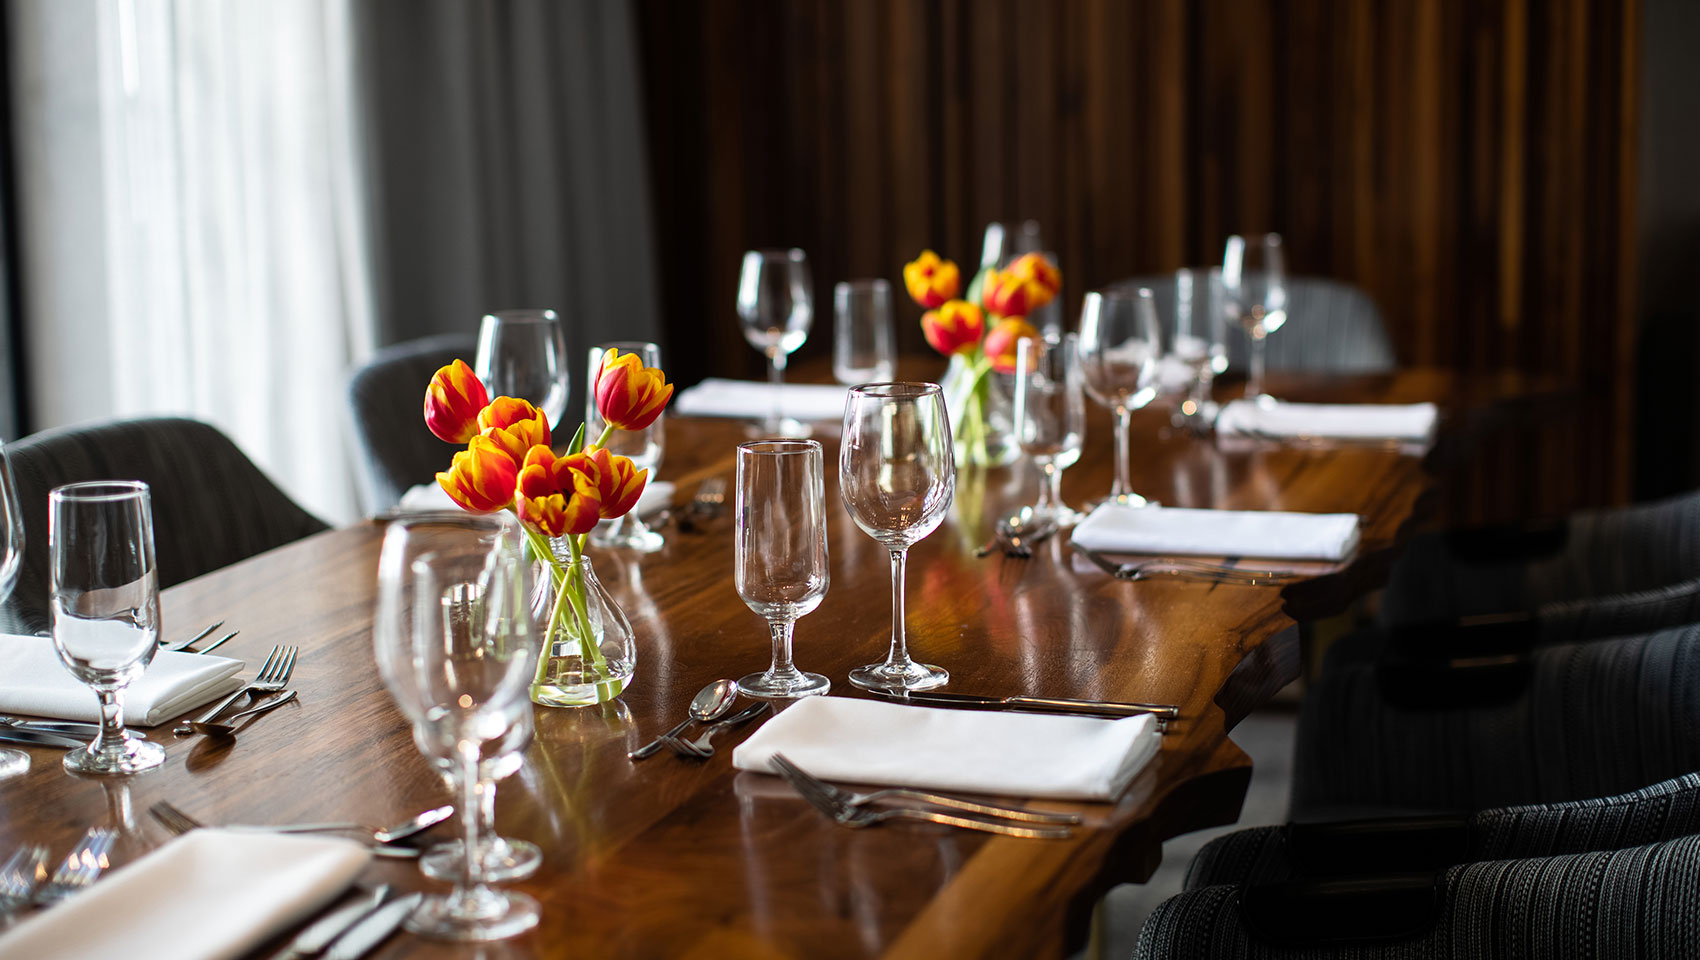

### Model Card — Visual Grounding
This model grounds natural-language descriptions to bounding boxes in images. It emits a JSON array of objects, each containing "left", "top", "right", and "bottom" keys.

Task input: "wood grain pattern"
[{"left": 0, "top": 369, "right": 1557, "bottom": 959}]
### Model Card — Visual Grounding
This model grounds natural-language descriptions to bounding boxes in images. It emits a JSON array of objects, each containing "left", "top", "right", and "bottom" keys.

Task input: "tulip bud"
[
  {"left": 903, "top": 250, "right": 962, "bottom": 309},
  {"left": 515, "top": 445, "right": 603, "bottom": 537},
  {"left": 592, "top": 349, "right": 673, "bottom": 432},
  {"left": 1005, "top": 252, "right": 1061, "bottom": 303},
  {"left": 476, "top": 396, "right": 551, "bottom": 464},
  {"left": 423, "top": 359, "right": 490, "bottom": 444},
  {"left": 920, "top": 299, "right": 986, "bottom": 357},
  {"left": 981, "top": 269, "right": 1046, "bottom": 319},
  {"left": 587, "top": 447, "right": 647, "bottom": 519},
  {"left": 984, "top": 318, "right": 1039, "bottom": 374},
  {"left": 435, "top": 435, "right": 519, "bottom": 514}
]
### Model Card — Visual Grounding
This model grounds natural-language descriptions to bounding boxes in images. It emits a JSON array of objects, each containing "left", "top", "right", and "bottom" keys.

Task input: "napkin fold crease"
[{"left": 0, "top": 634, "right": 244, "bottom": 727}]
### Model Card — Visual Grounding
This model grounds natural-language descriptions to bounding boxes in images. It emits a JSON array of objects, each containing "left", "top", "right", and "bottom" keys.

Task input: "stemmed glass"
[
  {"left": 475, "top": 309, "right": 570, "bottom": 429},
  {"left": 1011, "top": 333, "right": 1086, "bottom": 529},
  {"left": 588, "top": 341, "right": 665, "bottom": 552},
  {"left": 49, "top": 481, "right": 166, "bottom": 775},
  {"left": 840, "top": 383, "right": 954, "bottom": 691},
  {"left": 1079, "top": 289, "right": 1161, "bottom": 510},
  {"left": 0, "top": 441, "right": 28, "bottom": 779},
  {"left": 375, "top": 513, "right": 539, "bottom": 941},
  {"left": 1222, "top": 234, "right": 1287, "bottom": 404},
  {"left": 734, "top": 440, "right": 831, "bottom": 699},
  {"left": 832, "top": 280, "right": 895, "bottom": 385},
  {"left": 736, "top": 249, "right": 813, "bottom": 437},
  {"left": 1159, "top": 268, "right": 1228, "bottom": 429}
]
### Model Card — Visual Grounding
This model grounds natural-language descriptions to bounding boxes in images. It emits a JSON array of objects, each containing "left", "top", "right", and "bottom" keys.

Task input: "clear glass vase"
[
  {"left": 530, "top": 548, "right": 636, "bottom": 707},
  {"left": 940, "top": 353, "right": 1019, "bottom": 467}
]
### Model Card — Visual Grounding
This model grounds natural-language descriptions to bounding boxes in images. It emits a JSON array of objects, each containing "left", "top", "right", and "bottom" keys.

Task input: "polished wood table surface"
[{"left": 0, "top": 369, "right": 1552, "bottom": 959}]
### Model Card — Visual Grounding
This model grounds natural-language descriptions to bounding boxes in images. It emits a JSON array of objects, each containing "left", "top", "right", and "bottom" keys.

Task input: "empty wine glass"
[
  {"left": 1079, "top": 289, "right": 1161, "bottom": 509},
  {"left": 49, "top": 481, "right": 166, "bottom": 775},
  {"left": 840, "top": 383, "right": 954, "bottom": 691},
  {"left": 0, "top": 440, "right": 28, "bottom": 780},
  {"left": 588, "top": 341, "right": 665, "bottom": 553},
  {"left": 736, "top": 249, "right": 814, "bottom": 437},
  {"left": 980, "top": 219, "right": 1043, "bottom": 271},
  {"left": 1222, "top": 234, "right": 1287, "bottom": 404},
  {"left": 375, "top": 512, "right": 539, "bottom": 941},
  {"left": 734, "top": 440, "right": 830, "bottom": 699},
  {"left": 475, "top": 309, "right": 570, "bottom": 429},
  {"left": 418, "top": 702, "right": 540, "bottom": 884},
  {"left": 1158, "top": 268, "right": 1228, "bottom": 429},
  {"left": 1011, "top": 333, "right": 1085, "bottom": 528},
  {"left": 832, "top": 280, "right": 895, "bottom": 385}
]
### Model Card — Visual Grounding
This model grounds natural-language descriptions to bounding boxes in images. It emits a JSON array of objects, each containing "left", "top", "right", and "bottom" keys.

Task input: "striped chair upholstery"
[
  {"left": 1, "top": 418, "right": 327, "bottom": 634},
  {"left": 346, "top": 333, "right": 476, "bottom": 512}
]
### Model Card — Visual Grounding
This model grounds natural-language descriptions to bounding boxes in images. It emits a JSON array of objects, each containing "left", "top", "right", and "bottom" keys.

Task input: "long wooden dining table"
[{"left": 0, "top": 367, "right": 1566, "bottom": 959}]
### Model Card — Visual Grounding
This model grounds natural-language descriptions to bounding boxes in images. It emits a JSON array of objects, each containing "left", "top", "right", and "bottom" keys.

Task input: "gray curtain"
[{"left": 354, "top": 0, "right": 660, "bottom": 414}]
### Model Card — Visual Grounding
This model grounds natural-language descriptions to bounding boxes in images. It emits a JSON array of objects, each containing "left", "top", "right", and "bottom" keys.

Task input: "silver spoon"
[
  {"left": 628, "top": 679, "right": 740, "bottom": 760},
  {"left": 186, "top": 690, "right": 298, "bottom": 736}
]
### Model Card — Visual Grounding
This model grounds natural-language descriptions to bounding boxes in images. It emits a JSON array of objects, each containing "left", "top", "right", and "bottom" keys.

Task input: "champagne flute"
[
  {"left": 1011, "top": 333, "right": 1086, "bottom": 528},
  {"left": 375, "top": 512, "right": 539, "bottom": 941},
  {"left": 1222, "top": 233, "right": 1287, "bottom": 404},
  {"left": 832, "top": 280, "right": 895, "bottom": 385},
  {"left": 475, "top": 309, "right": 570, "bottom": 429},
  {"left": 49, "top": 481, "right": 166, "bottom": 775},
  {"left": 588, "top": 341, "right": 665, "bottom": 552},
  {"left": 840, "top": 383, "right": 954, "bottom": 691},
  {"left": 735, "top": 440, "right": 831, "bottom": 699},
  {"left": 1079, "top": 289, "right": 1161, "bottom": 510},
  {"left": 736, "top": 249, "right": 813, "bottom": 437},
  {"left": 0, "top": 440, "right": 28, "bottom": 779}
]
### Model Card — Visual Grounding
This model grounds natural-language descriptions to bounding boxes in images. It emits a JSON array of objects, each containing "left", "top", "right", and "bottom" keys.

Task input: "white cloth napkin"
[
  {"left": 732, "top": 696, "right": 1162, "bottom": 801},
  {"left": 396, "top": 479, "right": 675, "bottom": 518},
  {"left": 674, "top": 378, "right": 851, "bottom": 422},
  {"left": 0, "top": 635, "right": 245, "bottom": 727},
  {"left": 1072, "top": 503, "right": 1360, "bottom": 561},
  {"left": 1216, "top": 399, "right": 1438, "bottom": 444},
  {"left": 0, "top": 830, "right": 369, "bottom": 960}
]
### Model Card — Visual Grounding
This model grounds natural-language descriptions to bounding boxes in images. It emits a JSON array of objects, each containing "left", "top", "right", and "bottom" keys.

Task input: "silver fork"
[
  {"left": 769, "top": 754, "right": 1080, "bottom": 825},
  {"left": 1072, "top": 543, "right": 1294, "bottom": 586},
  {"left": 0, "top": 844, "right": 48, "bottom": 915},
  {"left": 772, "top": 754, "right": 1072, "bottom": 840},
  {"left": 660, "top": 702, "right": 769, "bottom": 758},
  {"left": 173, "top": 645, "right": 296, "bottom": 735},
  {"left": 159, "top": 620, "right": 222, "bottom": 652},
  {"left": 33, "top": 828, "right": 116, "bottom": 904},
  {"left": 677, "top": 476, "right": 727, "bottom": 532}
]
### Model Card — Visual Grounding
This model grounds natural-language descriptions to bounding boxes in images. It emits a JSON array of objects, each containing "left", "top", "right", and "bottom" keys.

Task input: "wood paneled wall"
[{"left": 637, "top": 0, "right": 1639, "bottom": 510}]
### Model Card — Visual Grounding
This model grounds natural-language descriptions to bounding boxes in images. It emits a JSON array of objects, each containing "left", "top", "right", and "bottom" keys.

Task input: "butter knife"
[
  {"left": 0, "top": 727, "right": 87, "bottom": 749},
  {"left": 278, "top": 885, "right": 389, "bottom": 959},
  {"left": 325, "top": 892, "right": 422, "bottom": 960},
  {"left": 865, "top": 687, "right": 1179, "bottom": 719},
  {"left": 0, "top": 716, "right": 104, "bottom": 738}
]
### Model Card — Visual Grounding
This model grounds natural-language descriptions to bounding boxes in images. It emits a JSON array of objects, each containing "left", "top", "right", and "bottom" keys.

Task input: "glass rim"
[
  {"left": 737, "top": 439, "right": 822, "bottom": 457},
  {"left": 846, "top": 381, "right": 941, "bottom": 400},
  {"left": 49, "top": 480, "right": 150, "bottom": 503},
  {"left": 385, "top": 511, "right": 519, "bottom": 535},
  {"left": 745, "top": 248, "right": 808, "bottom": 263},
  {"left": 834, "top": 278, "right": 890, "bottom": 294},
  {"left": 481, "top": 308, "right": 561, "bottom": 323},
  {"left": 591, "top": 340, "right": 660, "bottom": 354},
  {"left": 1084, "top": 286, "right": 1154, "bottom": 302}
]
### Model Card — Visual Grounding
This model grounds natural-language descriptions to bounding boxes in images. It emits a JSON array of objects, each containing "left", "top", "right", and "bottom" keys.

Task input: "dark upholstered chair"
[
  {"left": 1, "top": 418, "right": 327, "bottom": 634},
  {"left": 346, "top": 333, "right": 476, "bottom": 512}
]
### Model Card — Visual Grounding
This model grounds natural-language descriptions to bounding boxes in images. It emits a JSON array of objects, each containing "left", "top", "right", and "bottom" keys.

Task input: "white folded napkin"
[
  {"left": 732, "top": 696, "right": 1161, "bottom": 801},
  {"left": 395, "top": 479, "right": 675, "bottom": 517},
  {"left": 674, "top": 378, "right": 851, "bottom": 422},
  {"left": 1072, "top": 503, "right": 1360, "bottom": 561},
  {"left": 1216, "top": 399, "right": 1438, "bottom": 444},
  {"left": 0, "top": 635, "right": 244, "bottom": 727},
  {"left": 0, "top": 829, "right": 369, "bottom": 960}
]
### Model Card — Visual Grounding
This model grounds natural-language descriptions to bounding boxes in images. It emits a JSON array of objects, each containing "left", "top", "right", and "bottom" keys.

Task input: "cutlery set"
[
  {"left": 158, "top": 619, "right": 240, "bottom": 654},
  {"left": 0, "top": 828, "right": 116, "bottom": 919},
  {"left": 148, "top": 801, "right": 436, "bottom": 860}
]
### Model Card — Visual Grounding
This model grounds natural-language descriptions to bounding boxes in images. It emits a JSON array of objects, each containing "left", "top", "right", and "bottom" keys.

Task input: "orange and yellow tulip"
[
  {"left": 436, "top": 435, "right": 519, "bottom": 514},
  {"left": 515, "top": 446, "right": 602, "bottom": 538},
  {"left": 423, "top": 359, "right": 489, "bottom": 444},
  {"left": 593, "top": 349, "right": 673, "bottom": 432},
  {"left": 921, "top": 299, "right": 985, "bottom": 357},
  {"left": 903, "top": 250, "right": 961, "bottom": 309},
  {"left": 1005, "top": 252, "right": 1061, "bottom": 302},
  {"left": 983, "top": 318, "right": 1039, "bottom": 374},
  {"left": 587, "top": 447, "right": 648, "bottom": 519},
  {"left": 981, "top": 269, "right": 1050, "bottom": 319},
  {"left": 477, "top": 396, "right": 551, "bottom": 463}
]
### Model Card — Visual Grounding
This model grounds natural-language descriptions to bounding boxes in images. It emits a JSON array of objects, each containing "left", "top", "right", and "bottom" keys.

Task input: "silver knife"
[
  {"left": 0, "top": 717, "right": 104, "bottom": 737},
  {"left": 278, "top": 885, "right": 389, "bottom": 959},
  {"left": 324, "top": 892, "right": 422, "bottom": 960},
  {"left": 865, "top": 687, "right": 1179, "bottom": 719},
  {"left": 0, "top": 727, "right": 88, "bottom": 749}
]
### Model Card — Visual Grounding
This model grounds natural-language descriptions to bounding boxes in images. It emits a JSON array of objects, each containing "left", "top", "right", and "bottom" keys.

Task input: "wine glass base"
[
  {"left": 420, "top": 836, "right": 542, "bottom": 883},
  {"left": 745, "top": 418, "right": 814, "bottom": 439},
  {"left": 848, "top": 661, "right": 948, "bottom": 692},
  {"left": 591, "top": 526, "right": 665, "bottom": 553},
  {"left": 739, "top": 669, "right": 830, "bottom": 700},
  {"left": 63, "top": 736, "right": 165, "bottom": 776},
  {"left": 1087, "top": 493, "right": 1155, "bottom": 511},
  {"left": 0, "top": 748, "right": 28, "bottom": 780},
  {"left": 406, "top": 889, "right": 540, "bottom": 942}
]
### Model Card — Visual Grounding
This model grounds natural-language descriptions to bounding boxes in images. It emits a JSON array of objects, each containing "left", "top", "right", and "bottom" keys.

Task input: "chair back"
[{"left": 346, "top": 333, "right": 477, "bottom": 512}]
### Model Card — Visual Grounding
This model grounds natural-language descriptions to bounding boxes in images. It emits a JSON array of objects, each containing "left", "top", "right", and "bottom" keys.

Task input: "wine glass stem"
[
  {"left": 1111, "top": 409, "right": 1133, "bottom": 499},
  {"left": 1034, "top": 461, "right": 1057, "bottom": 513},
  {"left": 887, "top": 548, "right": 911, "bottom": 668},
  {"left": 767, "top": 349, "right": 787, "bottom": 431},
  {"left": 1048, "top": 461, "right": 1066, "bottom": 510},
  {"left": 455, "top": 743, "right": 484, "bottom": 911},
  {"left": 479, "top": 773, "right": 499, "bottom": 843},
  {"left": 767, "top": 619, "right": 797, "bottom": 676},
  {"left": 1247, "top": 328, "right": 1267, "bottom": 401},
  {"left": 93, "top": 688, "right": 126, "bottom": 754}
]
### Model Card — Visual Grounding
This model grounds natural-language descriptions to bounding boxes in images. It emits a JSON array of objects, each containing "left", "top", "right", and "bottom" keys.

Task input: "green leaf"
[
  {"left": 966, "top": 266, "right": 992, "bottom": 307},
  {"left": 566, "top": 423, "right": 587, "bottom": 456}
]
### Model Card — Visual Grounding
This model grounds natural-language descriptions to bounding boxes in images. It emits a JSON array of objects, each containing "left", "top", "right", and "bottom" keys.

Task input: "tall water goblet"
[
  {"left": 1079, "top": 289, "right": 1161, "bottom": 509},
  {"left": 1159, "top": 268, "right": 1228, "bottom": 429},
  {"left": 587, "top": 341, "right": 665, "bottom": 552},
  {"left": 418, "top": 705, "right": 540, "bottom": 883},
  {"left": 49, "top": 481, "right": 166, "bottom": 775},
  {"left": 0, "top": 441, "right": 28, "bottom": 779},
  {"left": 840, "top": 383, "right": 954, "bottom": 691},
  {"left": 832, "top": 280, "right": 895, "bottom": 385},
  {"left": 737, "top": 249, "right": 814, "bottom": 437},
  {"left": 1222, "top": 233, "right": 1287, "bottom": 404},
  {"left": 375, "top": 512, "right": 539, "bottom": 941},
  {"left": 475, "top": 309, "right": 570, "bottom": 429},
  {"left": 1011, "top": 333, "right": 1085, "bottom": 528},
  {"left": 735, "top": 440, "right": 831, "bottom": 699}
]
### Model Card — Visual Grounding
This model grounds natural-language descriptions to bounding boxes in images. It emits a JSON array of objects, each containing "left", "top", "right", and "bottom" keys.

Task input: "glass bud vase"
[
  {"left": 940, "top": 353, "right": 1019, "bottom": 467},
  {"left": 530, "top": 547, "right": 636, "bottom": 707}
]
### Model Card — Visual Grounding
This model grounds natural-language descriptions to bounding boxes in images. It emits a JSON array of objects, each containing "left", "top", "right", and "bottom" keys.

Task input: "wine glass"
[
  {"left": 417, "top": 696, "right": 541, "bottom": 884},
  {"left": 375, "top": 512, "right": 539, "bottom": 941},
  {"left": 736, "top": 249, "right": 814, "bottom": 437},
  {"left": 0, "top": 440, "right": 28, "bottom": 779},
  {"left": 1011, "top": 333, "right": 1085, "bottom": 529},
  {"left": 1078, "top": 288, "right": 1161, "bottom": 509},
  {"left": 475, "top": 309, "right": 570, "bottom": 429},
  {"left": 840, "top": 383, "right": 954, "bottom": 691},
  {"left": 1159, "top": 268, "right": 1228, "bottom": 429},
  {"left": 979, "top": 219, "right": 1043, "bottom": 271},
  {"left": 1222, "top": 233, "right": 1287, "bottom": 404},
  {"left": 49, "top": 481, "right": 166, "bottom": 775},
  {"left": 832, "top": 280, "right": 895, "bottom": 385},
  {"left": 588, "top": 341, "right": 665, "bottom": 552},
  {"left": 735, "top": 440, "right": 830, "bottom": 699}
]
